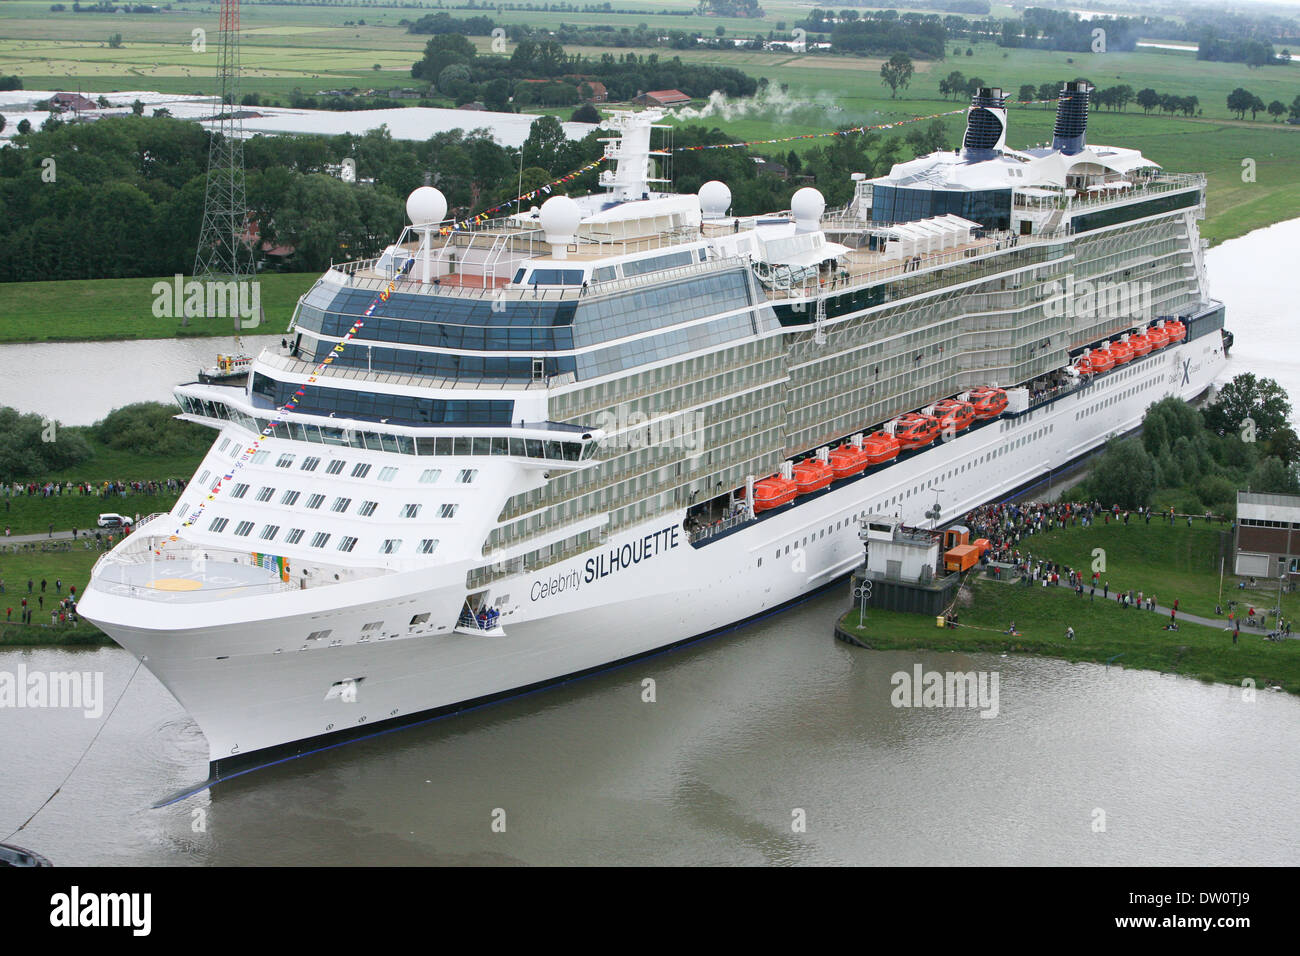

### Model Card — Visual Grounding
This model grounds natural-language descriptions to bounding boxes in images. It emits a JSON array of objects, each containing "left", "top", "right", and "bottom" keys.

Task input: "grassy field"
[
  {"left": 841, "top": 576, "right": 1300, "bottom": 694},
  {"left": 0, "top": 272, "right": 315, "bottom": 344},
  {"left": 1, "top": 490, "right": 183, "bottom": 537},
  {"left": 0, "top": 545, "right": 109, "bottom": 645},
  {"left": 993, "top": 516, "right": 1300, "bottom": 624}
]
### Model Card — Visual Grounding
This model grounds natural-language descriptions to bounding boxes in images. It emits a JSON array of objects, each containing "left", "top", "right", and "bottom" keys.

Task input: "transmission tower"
[{"left": 193, "top": 0, "right": 254, "bottom": 296}]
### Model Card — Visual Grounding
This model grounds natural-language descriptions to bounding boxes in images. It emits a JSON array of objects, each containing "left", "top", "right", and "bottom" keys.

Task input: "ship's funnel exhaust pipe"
[
  {"left": 961, "top": 87, "right": 1007, "bottom": 162},
  {"left": 1052, "top": 81, "right": 1091, "bottom": 155}
]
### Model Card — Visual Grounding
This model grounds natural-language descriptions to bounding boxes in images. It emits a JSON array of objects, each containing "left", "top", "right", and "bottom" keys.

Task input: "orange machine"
[{"left": 944, "top": 544, "right": 980, "bottom": 573}]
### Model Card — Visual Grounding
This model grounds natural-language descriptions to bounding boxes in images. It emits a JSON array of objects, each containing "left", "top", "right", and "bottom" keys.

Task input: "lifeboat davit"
[
  {"left": 894, "top": 413, "right": 941, "bottom": 451},
  {"left": 752, "top": 475, "right": 797, "bottom": 512},
  {"left": 1146, "top": 325, "right": 1169, "bottom": 350},
  {"left": 1110, "top": 339, "right": 1134, "bottom": 366},
  {"left": 1128, "top": 331, "right": 1153, "bottom": 356},
  {"left": 933, "top": 399, "right": 975, "bottom": 434},
  {"left": 1089, "top": 347, "right": 1115, "bottom": 372},
  {"left": 969, "top": 386, "right": 1008, "bottom": 419},
  {"left": 862, "top": 431, "right": 901, "bottom": 465},
  {"left": 828, "top": 444, "right": 870, "bottom": 479},
  {"left": 792, "top": 459, "right": 834, "bottom": 494},
  {"left": 1165, "top": 319, "right": 1186, "bottom": 342}
]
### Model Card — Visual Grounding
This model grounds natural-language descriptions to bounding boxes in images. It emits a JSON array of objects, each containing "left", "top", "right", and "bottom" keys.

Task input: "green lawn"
[
  {"left": 0, "top": 272, "right": 315, "bottom": 344},
  {"left": 843, "top": 576, "right": 1300, "bottom": 694},
  {"left": 1, "top": 491, "right": 182, "bottom": 537},
  {"left": 0, "top": 544, "right": 109, "bottom": 645},
  {"left": 993, "top": 516, "right": 1300, "bottom": 623}
]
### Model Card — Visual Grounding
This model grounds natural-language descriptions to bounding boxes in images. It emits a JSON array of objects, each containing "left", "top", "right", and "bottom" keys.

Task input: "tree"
[
  {"left": 0, "top": 115, "right": 5, "bottom": 135},
  {"left": 108, "top": 33, "right": 123, "bottom": 48},
  {"left": 373, "top": 63, "right": 382, "bottom": 71},
  {"left": 1017, "top": 83, "right": 1035, "bottom": 104},
  {"left": 436, "top": 62, "right": 471, "bottom": 96},
  {"left": 1290, "top": 94, "right": 1300, "bottom": 123},
  {"left": 965, "top": 76, "right": 986, "bottom": 98},
  {"left": 1089, "top": 436, "right": 1157, "bottom": 509},
  {"left": 1203, "top": 373, "right": 1293, "bottom": 443},
  {"left": 1037, "top": 82, "right": 1057, "bottom": 107},
  {"left": 1226, "top": 87, "right": 1255, "bottom": 120},
  {"left": 1248, "top": 94, "right": 1266, "bottom": 121},
  {"left": 152, "top": 107, "right": 171, "bottom": 118},
  {"left": 16, "top": 118, "right": 31, "bottom": 134},
  {"left": 571, "top": 103, "right": 599, "bottom": 123},
  {"left": 880, "top": 53, "right": 913, "bottom": 99},
  {"left": 131, "top": 99, "right": 144, "bottom": 116},
  {"left": 411, "top": 33, "right": 475, "bottom": 82},
  {"left": 1251, "top": 457, "right": 1300, "bottom": 495},
  {"left": 1136, "top": 88, "right": 1159, "bottom": 115},
  {"left": 1268, "top": 100, "right": 1285, "bottom": 121},
  {"left": 939, "top": 70, "right": 965, "bottom": 100}
]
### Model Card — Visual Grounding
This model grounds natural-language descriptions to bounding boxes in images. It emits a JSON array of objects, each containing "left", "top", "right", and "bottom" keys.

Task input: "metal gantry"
[{"left": 193, "top": 0, "right": 254, "bottom": 299}]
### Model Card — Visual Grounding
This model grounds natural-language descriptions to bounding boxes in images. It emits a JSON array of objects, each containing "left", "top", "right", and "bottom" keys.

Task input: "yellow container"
[{"left": 935, "top": 616, "right": 945, "bottom": 628}]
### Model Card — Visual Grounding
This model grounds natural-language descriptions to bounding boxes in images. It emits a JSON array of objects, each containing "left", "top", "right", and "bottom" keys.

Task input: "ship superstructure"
[{"left": 81, "top": 87, "right": 1230, "bottom": 779}]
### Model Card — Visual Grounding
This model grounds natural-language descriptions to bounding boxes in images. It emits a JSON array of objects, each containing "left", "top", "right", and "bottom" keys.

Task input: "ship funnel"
[
  {"left": 961, "top": 87, "right": 1007, "bottom": 162},
  {"left": 1052, "top": 81, "right": 1091, "bottom": 155}
]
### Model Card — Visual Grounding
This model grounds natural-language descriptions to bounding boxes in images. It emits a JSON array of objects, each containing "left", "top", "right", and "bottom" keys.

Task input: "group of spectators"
[
  {"left": 954, "top": 499, "right": 1287, "bottom": 637},
  {"left": 1, "top": 478, "right": 186, "bottom": 499}
]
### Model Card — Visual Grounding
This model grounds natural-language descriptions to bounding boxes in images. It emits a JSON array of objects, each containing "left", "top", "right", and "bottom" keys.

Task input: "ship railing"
[
  {"left": 687, "top": 508, "right": 752, "bottom": 544},
  {"left": 779, "top": 229, "right": 1063, "bottom": 301},
  {"left": 330, "top": 248, "right": 744, "bottom": 304}
]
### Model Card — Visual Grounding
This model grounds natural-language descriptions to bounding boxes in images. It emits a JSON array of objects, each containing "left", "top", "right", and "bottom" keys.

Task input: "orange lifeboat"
[
  {"left": 1074, "top": 355, "right": 1096, "bottom": 376},
  {"left": 828, "top": 444, "right": 870, "bottom": 479},
  {"left": 933, "top": 399, "right": 975, "bottom": 434},
  {"left": 1147, "top": 325, "right": 1169, "bottom": 350},
  {"left": 752, "top": 475, "right": 797, "bottom": 512},
  {"left": 862, "top": 431, "right": 901, "bottom": 466},
  {"left": 969, "top": 386, "right": 1008, "bottom": 419},
  {"left": 1128, "top": 331, "right": 1153, "bottom": 356},
  {"left": 792, "top": 459, "right": 834, "bottom": 494},
  {"left": 1110, "top": 339, "right": 1134, "bottom": 366},
  {"left": 894, "top": 413, "right": 940, "bottom": 451},
  {"left": 1089, "top": 347, "right": 1115, "bottom": 372},
  {"left": 1165, "top": 319, "right": 1186, "bottom": 342}
]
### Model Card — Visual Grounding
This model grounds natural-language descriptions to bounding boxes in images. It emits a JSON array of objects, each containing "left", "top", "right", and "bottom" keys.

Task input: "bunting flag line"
[{"left": 154, "top": 279, "right": 399, "bottom": 556}]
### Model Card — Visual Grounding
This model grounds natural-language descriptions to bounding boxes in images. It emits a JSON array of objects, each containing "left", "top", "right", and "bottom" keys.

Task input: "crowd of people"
[
  {"left": 1, "top": 576, "right": 80, "bottom": 627},
  {"left": 956, "top": 498, "right": 1287, "bottom": 642},
  {"left": 1, "top": 478, "right": 186, "bottom": 500}
]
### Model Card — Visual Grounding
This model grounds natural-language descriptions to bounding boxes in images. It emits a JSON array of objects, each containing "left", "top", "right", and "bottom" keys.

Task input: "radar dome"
[
  {"left": 698, "top": 180, "right": 732, "bottom": 218},
  {"left": 791, "top": 187, "right": 825, "bottom": 231},
  {"left": 540, "top": 195, "right": 582, "bottom": 245},
  {"left": 406, "top": 186, "right": 447, "bottom": 227}
]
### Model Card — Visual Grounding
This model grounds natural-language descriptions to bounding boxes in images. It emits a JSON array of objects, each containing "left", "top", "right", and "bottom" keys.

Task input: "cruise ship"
[{"left": 80, "top": 84, "right": 1231, "bottom": 781}]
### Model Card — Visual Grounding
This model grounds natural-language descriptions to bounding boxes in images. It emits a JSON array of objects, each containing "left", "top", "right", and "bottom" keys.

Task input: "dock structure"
[{"left": 850, "top": 514, "right": 962, "bottom": 617}]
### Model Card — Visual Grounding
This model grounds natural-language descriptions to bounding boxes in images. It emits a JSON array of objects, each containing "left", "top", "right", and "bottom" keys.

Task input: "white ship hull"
[{"left": 81, "top": 335, "right": 1226, "bottom": 779}]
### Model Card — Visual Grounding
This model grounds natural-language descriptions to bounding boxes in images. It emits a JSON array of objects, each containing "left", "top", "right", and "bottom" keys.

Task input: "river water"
[{"left": 1, "top": 224, "right": 1298, "bottom": 866}]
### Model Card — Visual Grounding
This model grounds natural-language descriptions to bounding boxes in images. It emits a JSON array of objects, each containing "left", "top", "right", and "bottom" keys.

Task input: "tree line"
[
  {"left": 0, "top": 106, "right": 941, "bottom": 282},
  {"left": 1080, "top": 375, "right": 1300, "bottom": 512}
]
